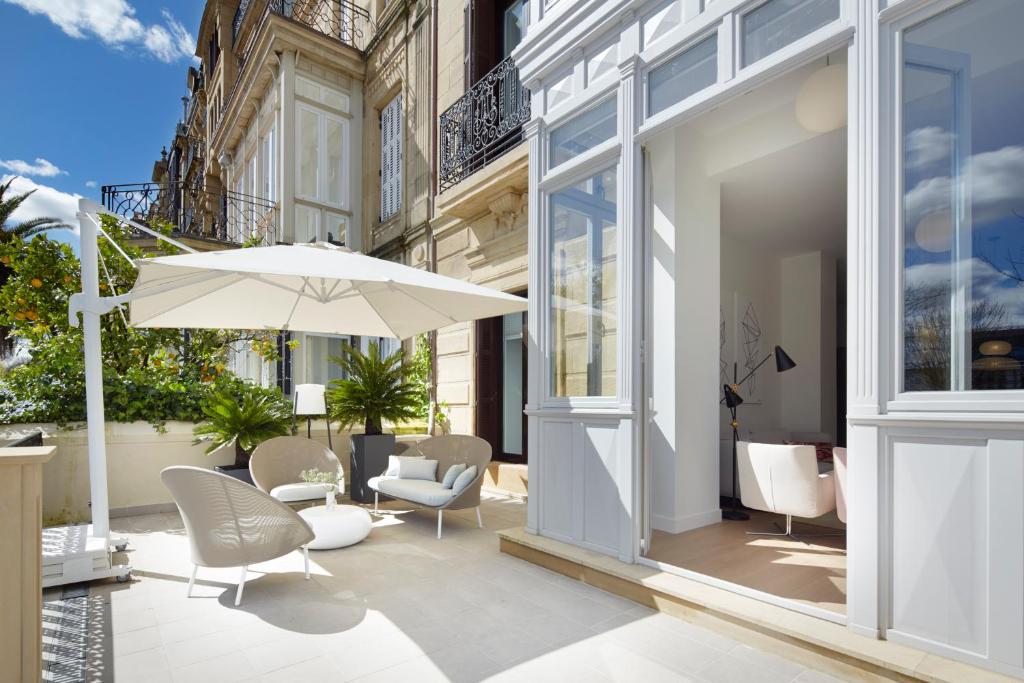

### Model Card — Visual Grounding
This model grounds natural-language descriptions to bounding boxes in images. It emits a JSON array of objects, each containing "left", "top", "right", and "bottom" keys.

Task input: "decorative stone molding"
[{"left": 488, "top": 191, "right": 526, "bottom": 234}]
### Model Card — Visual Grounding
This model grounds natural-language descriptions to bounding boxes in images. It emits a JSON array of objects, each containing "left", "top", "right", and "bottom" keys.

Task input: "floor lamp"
[
  {"left": 294, "top": 383, "right": 332, "bottom": 450},
  {"left": 722, "top": 345, "right": 797, "bottom": 521}
]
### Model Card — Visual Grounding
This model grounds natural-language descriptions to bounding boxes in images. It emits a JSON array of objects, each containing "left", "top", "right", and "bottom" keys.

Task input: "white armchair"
[{"left": 736, "top": 442, "right": 840, "bottom": 541}]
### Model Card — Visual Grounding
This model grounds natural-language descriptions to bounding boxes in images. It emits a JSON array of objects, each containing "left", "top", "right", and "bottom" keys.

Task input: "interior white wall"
[
  {"left": 718, "top": 233, "right": 782, "bottom": 494},
  {"left": 780, "top": 252, "right": 838, "bottom": 438},
  {"left": 649, "top": 130, "right": 678, "bottom": 531},
  {"left": 649, "top": 128, "right": 723, "bottom": 534}
]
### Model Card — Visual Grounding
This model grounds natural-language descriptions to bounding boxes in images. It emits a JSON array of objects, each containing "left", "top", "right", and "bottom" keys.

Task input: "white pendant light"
[
  {"left": 914, "top": 209, "right": 953, "bottom": 253},
  {"left": 795, "top": 62, "right": 847, "bottom": 133}
]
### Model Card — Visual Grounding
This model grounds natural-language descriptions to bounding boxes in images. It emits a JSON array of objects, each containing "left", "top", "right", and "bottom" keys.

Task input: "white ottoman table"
[{"left": 299, "top": 505, "right": 372, "bottom": 550}]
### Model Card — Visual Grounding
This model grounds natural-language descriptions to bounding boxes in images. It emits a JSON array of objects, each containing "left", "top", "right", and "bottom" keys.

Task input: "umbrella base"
[{"left": 42, "top": 524, "right": 132, "bottom": 587}]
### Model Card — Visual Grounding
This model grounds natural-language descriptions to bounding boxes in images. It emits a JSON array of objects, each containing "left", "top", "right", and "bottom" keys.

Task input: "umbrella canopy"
[{"left": 127, "top": 242, "right": 527, "bottom": 339}]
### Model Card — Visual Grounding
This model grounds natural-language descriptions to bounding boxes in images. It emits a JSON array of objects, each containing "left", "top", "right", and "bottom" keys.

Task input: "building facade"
[
  {"left": 107, "top": 0, "right": 533, "bottom": 459},
  {"left": 515, "top": 0, "right": 1024, "bottom": 677}
]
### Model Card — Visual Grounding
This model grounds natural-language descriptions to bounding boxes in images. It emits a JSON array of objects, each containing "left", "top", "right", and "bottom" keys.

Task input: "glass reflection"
[
  {"left": 549, "top": 168, "right": 618, "bottom": 397},
  {"left": 902, "top": 0, "right": 1024, "bottom": 392}
]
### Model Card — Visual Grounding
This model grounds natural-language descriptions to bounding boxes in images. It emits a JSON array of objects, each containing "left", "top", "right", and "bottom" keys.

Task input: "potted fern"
[
  {"left": 327, "top": 341, "right": 419, "bottom": 502},
  {"left": 193, "top": 383, "right": 292, "bottom": 485}
]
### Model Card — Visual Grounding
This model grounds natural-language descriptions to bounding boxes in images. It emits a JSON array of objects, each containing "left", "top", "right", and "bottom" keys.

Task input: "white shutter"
[{"left": 380, "top": 94, "right": 402, "bottom": 221}]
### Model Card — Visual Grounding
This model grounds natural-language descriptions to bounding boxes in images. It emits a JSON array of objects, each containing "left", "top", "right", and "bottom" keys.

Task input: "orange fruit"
[
  {"left": 26, "top": 310, "right": 38, "bottom": 321},
  {"left": 30, "top": 278, "right": 42, "bottom": 288},
  {"left": 14, "top": 311, "right": 25, "bottom": 321}
]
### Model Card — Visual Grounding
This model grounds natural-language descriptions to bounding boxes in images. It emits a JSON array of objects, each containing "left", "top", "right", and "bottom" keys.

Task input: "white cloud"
[
  {"left": 2, "top": 175, "right": 82, "bottom": 236},
  {"left": 3, "top": 0, "right": 196, "bottom": 63},
  {"left": 905, "top": 126, "right": 956, "bottom": 171},
  {"left": 0, "top": 158, "right": 67, "bottom": 177},
  {"left": 143, "top": 10, "right": 196, "bottom": 63},
  {"left": 85, "top": 180, "right": 97, "bottom": 188},
  {"left": 905, "top": 145, "right": 1024, "bottom": 227}
]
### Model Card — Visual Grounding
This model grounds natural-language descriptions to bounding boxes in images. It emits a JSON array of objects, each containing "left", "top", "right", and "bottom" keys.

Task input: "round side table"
[{"left": 299, "top": 505, "right": 372, "bottom": 550}]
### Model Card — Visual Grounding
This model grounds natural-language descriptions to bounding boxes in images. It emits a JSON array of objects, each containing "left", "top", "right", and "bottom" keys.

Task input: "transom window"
[
  {"left": 648, "top": 35, "right": 718, "bottom": 117},
  {"left": 901, "top": 0, "right": 1024, "bottom": 392},
  {"left": 741, "top": 0, "right": 840, "bottom": 68},
  {"left": 549, "top": 167, "right": 618, "bottom": 398},
  {"left": 548, "top": 98, "right": 617, "bottom": 170}
]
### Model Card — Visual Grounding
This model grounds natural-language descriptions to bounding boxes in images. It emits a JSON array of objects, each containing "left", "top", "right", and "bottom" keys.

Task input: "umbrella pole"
[{"left": 78, "top": 210, "right": 111, "bottom": 538}]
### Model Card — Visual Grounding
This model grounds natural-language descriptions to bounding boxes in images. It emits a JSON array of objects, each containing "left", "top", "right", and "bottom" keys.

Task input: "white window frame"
[
  {"left": 295, "top": 102, "right": 350, "bottom": 209},
  {"left": 259, "top": 124, "right": 276, "bottom": 205},
  {"left": 882, "top": 0, "right": 1024, "bottom": 413},
  {"left": 380, "top": 93, "right": 403, "bottom": 222}
]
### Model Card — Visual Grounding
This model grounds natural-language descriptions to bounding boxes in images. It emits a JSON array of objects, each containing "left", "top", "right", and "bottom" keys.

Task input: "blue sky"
[{"left": 1, "top": 0, "right": 204, "bottom": 250}]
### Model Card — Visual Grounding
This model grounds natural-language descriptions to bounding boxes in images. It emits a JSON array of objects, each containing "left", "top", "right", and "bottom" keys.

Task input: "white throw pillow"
[
  {"left": 441, "top": 463, "right": 467, "bottom": 489},
  {"left": 451, "top": 465, "right": 478, "bottom": 495},
  {"left": 385, "top": 454, "right": 423, "bottom": 477},
  {"left": 397, "top": 458, "right": 438, "bottom": 481}
]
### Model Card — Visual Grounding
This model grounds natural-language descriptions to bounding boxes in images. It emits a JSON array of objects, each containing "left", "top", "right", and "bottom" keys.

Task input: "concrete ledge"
[{"left": 498, "top": 527, "right": 1018, "bottom": 683}]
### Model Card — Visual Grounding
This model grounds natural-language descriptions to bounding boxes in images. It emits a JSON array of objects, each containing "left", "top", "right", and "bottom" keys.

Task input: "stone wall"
[{"left": 0, "top": 422, "right": 360, "bottom": 525}]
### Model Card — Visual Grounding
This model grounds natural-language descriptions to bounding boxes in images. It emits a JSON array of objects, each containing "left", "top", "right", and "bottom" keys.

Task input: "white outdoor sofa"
[{"left": 367, "top": 435, "right": 491, "bottom": 539}]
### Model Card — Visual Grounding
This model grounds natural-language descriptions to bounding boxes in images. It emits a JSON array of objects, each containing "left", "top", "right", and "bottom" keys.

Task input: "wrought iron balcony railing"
[
  {"left": 233, "top": 0, "right": 372, "bottom": 51},
  {"left": 101, "top": 181, "right": 277, "bottom": 246},
  {"left": 439, "top": 56, "right": 531, "bottom": 192}
]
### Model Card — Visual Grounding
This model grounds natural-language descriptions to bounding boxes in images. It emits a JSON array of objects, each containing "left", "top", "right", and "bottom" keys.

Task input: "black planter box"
[
  {"left": 349, "top": 433, "right": 396, "bottom": 503},
  {"left": 215, "top": 464, "right": 255, "bottom": 486}
]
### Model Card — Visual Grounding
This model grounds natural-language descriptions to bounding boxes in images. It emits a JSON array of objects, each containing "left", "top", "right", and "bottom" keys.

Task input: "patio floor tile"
[{"left": 44, "top": 491, "right": 854, "bottom": 682}]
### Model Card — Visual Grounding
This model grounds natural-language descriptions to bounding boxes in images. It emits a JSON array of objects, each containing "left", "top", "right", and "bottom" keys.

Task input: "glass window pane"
[
  {"left": 502, "top": 311, "right": 525, "bottom": 455},
  {"left": 306, "top": 335, "right": 347, "bottom": 385},
  {"left": 549, "top": 168, "right": 618, "bottom": 397},
  {"left": 503, "top": 0, "right": 527, "bottom": 58},
  {"left": 648, "top": 35, "right": 718, "bottom": 116},
  {"left": 296, "top": 77, "right": 320, "bottom": 101},
  {"left": 325, "top": 116, "right": 344, "bottom": 206},
  {"left": 902, "top": 0, "right": 1024, "bottom": 392},
  {"left": 295, "top": 204, "right": 319, "bottom": 243},
  {"left": 549, "top": 98, "right": 617, "bottom": 169},
  {"left": 298, "top": 107, "right": 319, "bottom": 198},
  {"left": 742, "top": 0, "right": 839, "bottom": 67},
  {"left": 324, "top": 212, "right": 346, "bottom": 244}
]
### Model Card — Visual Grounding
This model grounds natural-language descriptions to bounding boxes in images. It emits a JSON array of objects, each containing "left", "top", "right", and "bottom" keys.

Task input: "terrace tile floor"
[{"left": 47, "top": 493, "right": 849, "bottom": 682}]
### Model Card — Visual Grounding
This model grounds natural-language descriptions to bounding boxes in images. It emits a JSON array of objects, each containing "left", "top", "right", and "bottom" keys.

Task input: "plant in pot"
[
  {"left": 193, "top": 383, "right": 292, "bottom": 485},
  {"left": 327, "top": 341, "right": 419, "bottom": 503}
]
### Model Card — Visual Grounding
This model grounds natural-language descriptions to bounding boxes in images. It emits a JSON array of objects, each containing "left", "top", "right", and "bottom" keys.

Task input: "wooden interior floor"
[{"left": 646, "top": 510, "right": 847, "bottom": 615}]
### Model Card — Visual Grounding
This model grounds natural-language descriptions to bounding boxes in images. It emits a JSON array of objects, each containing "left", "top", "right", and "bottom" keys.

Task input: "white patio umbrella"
[{"left": 127, "top": 242, "right": 527, "bottom": 339}]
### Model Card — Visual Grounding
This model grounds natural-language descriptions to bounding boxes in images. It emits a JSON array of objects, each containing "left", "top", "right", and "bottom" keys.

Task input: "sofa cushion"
[
  {"left": 451, "top": 465, "right": 478, "bottom": 495},
  {"left": 441, "top": 463, "right": 467, "bottom": 489},
  {"left": 398, "top": 458, "right": 438, "bottom": 481},
  {"left": 374, "top": 478, "right": 454, "bottom": 507},
  {"left": 385, "top": 454, "right": 424, "bottom": 477},
  {"left": 270, "top": 482, "right": 328, "bottom": 503}
]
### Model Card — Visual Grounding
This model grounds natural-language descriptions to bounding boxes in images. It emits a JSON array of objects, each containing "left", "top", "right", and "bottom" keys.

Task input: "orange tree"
[{"left": 0, "top": 215, "right": 292, "bottom": 429}]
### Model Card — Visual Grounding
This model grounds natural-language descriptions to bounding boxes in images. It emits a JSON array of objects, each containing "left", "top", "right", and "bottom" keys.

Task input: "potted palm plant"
[
  {"left": 193, "top": 383, "right": 292, "bottom": 485},
  {"left": 327, "top": 341, "right": 419, "bottom": 503}
]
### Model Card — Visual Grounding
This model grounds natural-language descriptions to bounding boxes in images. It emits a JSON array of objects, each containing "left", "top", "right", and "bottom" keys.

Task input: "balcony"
[
  {"left": 233, "top": 0, "right": 372, "bottom": 51},
  {"left": 101, "top": 181, "right": 277, "bottom": 246},
  {"left": 439, "top": 56, "right": 531, "bottom": 192}
]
